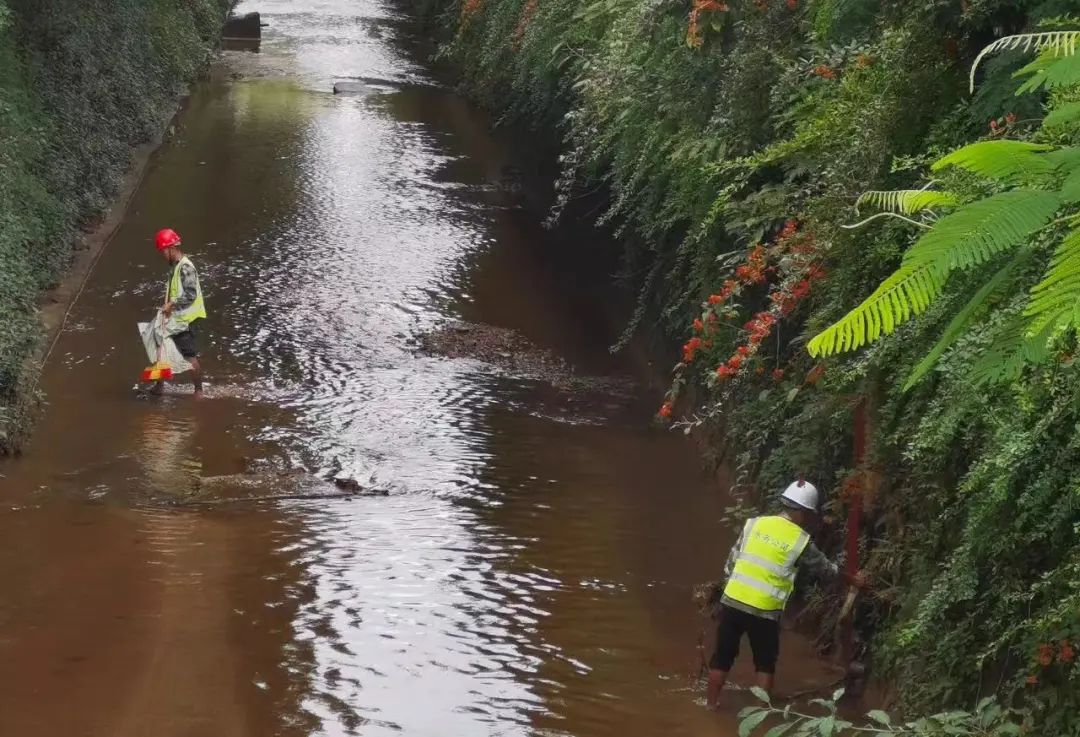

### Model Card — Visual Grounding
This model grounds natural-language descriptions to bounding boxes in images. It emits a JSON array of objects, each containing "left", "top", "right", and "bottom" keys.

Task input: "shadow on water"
[{"left": 0, "top": 1, "right": 843, "bottom": 735}]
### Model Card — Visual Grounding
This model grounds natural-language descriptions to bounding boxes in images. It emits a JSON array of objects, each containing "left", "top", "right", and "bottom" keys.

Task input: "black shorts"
[
  {"left": 172, "top": 322, "right": 200, "bottom": 359},
  {"left": 710, "top": 604, "right": 781, "bottom": 674}
]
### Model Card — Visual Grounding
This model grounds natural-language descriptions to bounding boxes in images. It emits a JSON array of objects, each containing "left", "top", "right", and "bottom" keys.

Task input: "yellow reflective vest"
[
  {"left": 722, "top": 515, "right": 810, "bottom": 613},
  {"left": 166, "top": 255, "right": 206, "bottom": 325}
]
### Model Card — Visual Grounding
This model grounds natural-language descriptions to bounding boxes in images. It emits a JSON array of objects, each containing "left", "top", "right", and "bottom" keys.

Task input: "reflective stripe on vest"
[
  {"left": 166, "top": 256, "right": 207, "bottom": 325},
  {"left": 722, "top": 516, "right": 810, "bottom": 612}
]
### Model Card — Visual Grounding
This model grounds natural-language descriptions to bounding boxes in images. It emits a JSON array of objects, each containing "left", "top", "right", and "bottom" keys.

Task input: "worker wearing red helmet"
[{"left": 154, "top": 228, "right": 207, "bottom": 398}]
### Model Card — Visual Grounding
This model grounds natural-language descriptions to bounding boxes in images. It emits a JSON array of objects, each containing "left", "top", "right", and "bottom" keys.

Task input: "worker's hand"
[
  {"left": 851, "top": 570, "right": 871, "bottom": 590},
  {"left": 162, "top": 301, "right": 174, "bottom": 317}
]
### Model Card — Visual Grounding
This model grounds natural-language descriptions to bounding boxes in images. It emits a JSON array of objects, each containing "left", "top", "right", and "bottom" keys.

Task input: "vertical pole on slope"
[{"left": 842, "top": 396, "right": 867, "bottom": 662}]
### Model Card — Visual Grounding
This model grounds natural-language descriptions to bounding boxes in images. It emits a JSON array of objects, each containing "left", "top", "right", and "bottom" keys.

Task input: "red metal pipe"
[
  {"left": 848, "top": 398, "right": 866, "bottom": 578},
  {"left": 842, "top": 398, "right": 867, "bottom": 659}
]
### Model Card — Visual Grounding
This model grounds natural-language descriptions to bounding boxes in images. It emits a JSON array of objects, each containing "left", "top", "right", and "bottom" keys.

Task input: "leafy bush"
[
  {"left": 809, "top": 33, "right": 1080, "bottom": 390},
  {"left": 738, "top": 689, "right": 1024, "bottom": 737}
]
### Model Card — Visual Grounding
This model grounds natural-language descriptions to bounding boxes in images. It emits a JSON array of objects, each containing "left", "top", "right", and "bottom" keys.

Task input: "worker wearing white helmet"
[{"left": 706, "top": 480, "right": 868, "bottom": 706}]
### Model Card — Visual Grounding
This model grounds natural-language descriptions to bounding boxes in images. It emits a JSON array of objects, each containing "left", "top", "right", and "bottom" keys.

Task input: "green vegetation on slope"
[
  {"left": 413, "top": 0, "right": 1080, "bottom": 729},
  {"left": 0, "top": 0, "right": 230, "bottom": 449}
]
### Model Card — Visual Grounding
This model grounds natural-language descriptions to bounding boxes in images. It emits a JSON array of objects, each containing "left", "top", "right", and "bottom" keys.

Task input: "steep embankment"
[
  {"left": 0, "top": 0, "right": 231, "bottom": 449},
  {"left": 413, "top": 0, "right": 1080, "bottom": 730}
]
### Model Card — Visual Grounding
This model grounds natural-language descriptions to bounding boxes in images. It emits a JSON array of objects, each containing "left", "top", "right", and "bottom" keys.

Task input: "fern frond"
[
  {"left": 573, "top": 0, "right": 633, "bottom": 23},
  {"left": 1013, "top": 51, "right": 1065, "bottom": 94},
  {"left": 1046, "top": 146, "right": 1080, "bottom": 171},
  {"left": 1026, "top": 228, "right": 1080, "bottom": 334},
  {"left": 856, "top": 189, "right": 959, "bottom": 215},
  {"left": 1043, "top": 100, "right": 1080, "bottom": 130},
  {"left": 971, "top": 31, "right": 1080, "bottom": 92},
  {"left": 931, "top": 140, "right": 1054, "bottom": 183},
  {"left": 968, "top": 316, "right": 1056, "bottom": 386},
  {"left": 808, "top": 191, "right": 1060, "bottom": 357},
  {"left": 904, "top": 190, "right": 1060, "bottom": 270},
  {"left": 1046, "top": 53, "right": 1080, "bottom": 89},
  {"left": 1016, "top": 51, "right": 1080, "bottom": 94},
  {"left": 1061, "top": 167, "right": 1080, "bottom": 204},
  {"left": 807, "top": 262, "right": 948, "bottom": 356},
  {"left": 903, "top": 249, "right": 1031, "bottom": 391}
]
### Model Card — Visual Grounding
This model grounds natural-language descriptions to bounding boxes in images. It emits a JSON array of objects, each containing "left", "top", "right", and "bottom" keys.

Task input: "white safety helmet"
[{"left": 780, "top": 480, "right": 819, "bottom": 512}]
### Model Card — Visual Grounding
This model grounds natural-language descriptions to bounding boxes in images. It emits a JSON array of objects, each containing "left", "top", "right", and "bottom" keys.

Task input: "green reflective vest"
[
  {"left": 723, "top": 515, "right": 810, "bottom": 613},
  {"left": 166, "top": 255, "right": 206, "bottom": 325}
]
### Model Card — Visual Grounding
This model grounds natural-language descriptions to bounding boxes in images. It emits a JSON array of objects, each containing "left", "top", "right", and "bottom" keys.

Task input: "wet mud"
[{"left": 419, "top": 320, "right": 635, "bottom": 395}]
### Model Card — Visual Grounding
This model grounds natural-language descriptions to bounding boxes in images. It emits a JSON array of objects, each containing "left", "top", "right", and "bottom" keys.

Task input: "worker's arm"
[
  {"left": 797, "top": 542, "right": 869, "bottom": 588},
  {"left": 166, "top": 262, "right": 199, "bottom": 313},
  {"left": 174, "top": 262, "right": 199, "bottom": 310},
  {"left": 722, "top": 521, "right": 749, "bottom": 579},
  {"left": 796, "top": 540, "right": 841, "bottom": 582}
]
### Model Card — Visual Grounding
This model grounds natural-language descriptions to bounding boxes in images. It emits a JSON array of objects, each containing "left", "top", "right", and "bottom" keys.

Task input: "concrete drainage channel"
[
  {"left": 223, "top": 11, "right": 407, "bottom": 98},
  {"left": 223, "top": 12, "right": 382, "bottom": 98}
]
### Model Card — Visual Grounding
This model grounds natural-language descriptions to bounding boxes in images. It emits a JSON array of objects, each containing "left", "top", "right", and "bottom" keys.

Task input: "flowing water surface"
[{"left": 0, "top": 2, "right": 838, "bottom": 735}]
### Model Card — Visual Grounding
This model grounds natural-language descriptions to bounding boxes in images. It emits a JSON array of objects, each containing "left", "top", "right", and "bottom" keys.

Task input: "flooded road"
[{"left": 0, "top": 2, "right": 839, "bottom": 735}]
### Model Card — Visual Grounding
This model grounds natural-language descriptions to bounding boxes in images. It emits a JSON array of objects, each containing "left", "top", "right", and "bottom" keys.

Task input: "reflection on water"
[
  {"left": 291, "top": 500, "right": 541, "bottom": 735},
  {"left": 0, "top": 1, "right": 840, "bottom": 735},
  {"left": 136, "top": 413, "right": 201, "bottom": 498}
]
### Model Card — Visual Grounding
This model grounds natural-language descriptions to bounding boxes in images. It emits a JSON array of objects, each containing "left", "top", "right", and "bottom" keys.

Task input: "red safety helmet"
[{"left": 155, "top": 228, "right": 182, "bottom": 251}]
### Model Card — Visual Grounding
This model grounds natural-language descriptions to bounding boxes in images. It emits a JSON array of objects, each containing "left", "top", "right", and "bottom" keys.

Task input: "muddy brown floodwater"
[{"left": 0, "top": 2, "right": 842, "bottom": 735}]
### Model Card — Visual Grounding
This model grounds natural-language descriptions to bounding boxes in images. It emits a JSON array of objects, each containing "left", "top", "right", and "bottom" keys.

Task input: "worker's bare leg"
[
  {"left": 706, "top": 669, "right": 729, "bottom": 709},
  {"left": 189, "top": 357, "right": 203, "bottom": 399},
  {"left": 755, "top": 671, "right": 775, "bottom": 697}
]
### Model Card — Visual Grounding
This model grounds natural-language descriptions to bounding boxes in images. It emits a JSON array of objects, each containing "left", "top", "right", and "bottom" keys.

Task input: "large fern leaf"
[
  {"left": 1061, "top": 168, "right": 1080, "bottom": 204},
  {"left": 903, "top": 250, "right": 1031, "bottom": 391},
  {"left": 903, "top": 190, "right": 1060, "bottom": 270},
  {"left": 1047, "top": 147, "right": 1080, "bottom": 171},
  {"left": 931, "top": 140, "right": 1054, "bottom": 183},
  {"left": 1045, "top": 53, "right": 1080, "bottom": 89},
  {"left": 1016, "top": 51, "right": 1080, "bottom": 94},
  {"left": 807, "top": 262, "right": 947, "bottom": 356},
  {"left": 1025, "top": 228, "right": 1080, "bottom": 334},
  {"left": 856, "top": 189, "right": 959, "bottom": 215},
  {"left": 1013, "top": 50, "right": 1066, "bottom": 94},
  {"left": 970, "top": 31, "right": 1080, "bottom": 92},
  {"left": 968, "top": 316, "right": 1056, "bottom": 386},
  {"left": 1043, "top": 101, "right": 1080, "bottom": 131},
  {"left": 808, "top": 191, "right": 1061, "bottom": 357}
]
